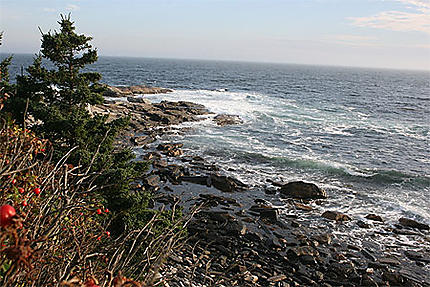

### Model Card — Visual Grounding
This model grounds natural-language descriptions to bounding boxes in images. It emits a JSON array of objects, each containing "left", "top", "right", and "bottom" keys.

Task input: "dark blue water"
[{"left": 4, "top": 54, "right": 430, "bottom": 223}]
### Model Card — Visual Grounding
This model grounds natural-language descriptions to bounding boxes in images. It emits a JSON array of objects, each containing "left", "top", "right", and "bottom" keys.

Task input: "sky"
[{"left": 1, "top": 0, "right": 430, "bottom": 70}]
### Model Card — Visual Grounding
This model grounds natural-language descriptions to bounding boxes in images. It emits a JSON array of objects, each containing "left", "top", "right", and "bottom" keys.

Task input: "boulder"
[
  {"left": 209, "top": 174, "right": 247, "bottom": 192},
  {"left": 127, "top": 96, "right": 151, "bottom": 104},
  {"left": 213, "top": 114, "right": 243, "bottom": 126},
  {"left": 131, "top": 135, "right": 155, "bottom": 146},
  {"left": 322, "top": 210, "right": 351, "bottom": 222},
  {"left": 181, "top": 175, "right": 210, "bottom": 186},
  {"left": 365, "top": 214, "right": 384, "bottom": 222},
  {"left": 143, "top": 175, "right": 160, "bottom": 189},
  {"left": 399, "top": 217, "right": 429, "bottom": 230},
  {"left": 280, "top": 181, "right": 326, "bottom": 200}
]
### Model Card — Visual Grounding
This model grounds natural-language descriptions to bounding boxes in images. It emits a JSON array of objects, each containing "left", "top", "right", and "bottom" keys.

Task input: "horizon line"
[{"left": 1, "top": 52, "right": 429, "bottom": 73}]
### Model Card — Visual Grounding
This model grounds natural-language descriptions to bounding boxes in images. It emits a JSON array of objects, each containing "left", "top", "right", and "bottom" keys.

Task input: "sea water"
[{"left": 5, "top": 54, "right": 430, "bottom": 225}]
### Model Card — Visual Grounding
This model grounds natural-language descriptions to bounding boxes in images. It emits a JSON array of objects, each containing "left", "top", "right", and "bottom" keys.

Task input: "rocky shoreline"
[{"left": 92, "top": 86, "right": 430, "bottom": 287}]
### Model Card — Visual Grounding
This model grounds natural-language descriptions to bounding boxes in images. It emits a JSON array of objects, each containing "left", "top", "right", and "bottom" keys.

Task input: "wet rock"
[
  {"left": 357, "top": 220, "right": 370, "bottom": 228},
  {"left": 144, "top": 175, "right": 160, "bottom": 189},
  {"left": 382, "top": 269, "right": 405, "bottom": 285},
  {"left": 157, "top": 143, "right": 183, "bottom": 151},
  {"left": 213, "top": 114, "right": 243, "bottom": 126},
  {"left": 280, "top": 181, "right": 327, "bottom": 200},
  {"left": 209, "top": 174, "right": 247, "bottom": 192},
  {"left": 287, "top": 246, "right": 319, "bottom": 258},
  {"left": 132, "top": 135, "right": 155, "bottom": 146},
  {"left": 294, "top": 202, "right": 313, "bottom": 211},
  {"left": 378, "top": 257, "right": 400, "bottom": 266},
  {"left": 404, "top": 250, "right": 430, "bottom": 263},
  {"left": 127, "top": 96, "right": 151, "bottom": 104},
  {"left": 104, "top": 85, "right": 173, "bottom": 97},
  {"left": 365, "top": 214, "right": 384, "bottom": 222},
  {"left": 259, "top": 208, "right": 279, "bottom": 223},
  {"left": 311, "top": 233, "right": 332, "bottom": 245},
  {"left": 153, "top": 159, "right": 168, "bottom": 168},
  {"left": 182, "top": 176, "right": 211, "bottom": 186},
  {"left": 244, "top": 272, "right": 258, "bottom": 283},
  {"left": 399, "top": 217, "right": 429, "bottom": 230},
  {"left": 267, "top": 274, "right": 287, "bottom": 282},
  {"left": 322, "top": 211, "right": 351, "bottom": 222},
  {"left": 142, "top": 152, "right": 161, "bottom": 160}
]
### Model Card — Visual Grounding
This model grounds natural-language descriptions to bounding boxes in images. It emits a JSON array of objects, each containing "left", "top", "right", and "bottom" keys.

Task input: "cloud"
[
  {"left": 43, "top": 8, "right": 56, "bottom": 12},
  {"left": 323, "top": 34, "right": 381, "bottom": 47},
  {"left": 66, "top": 4, "right": 80, "bottom": 11},
  {"left": 349, "top": 0, "right": 430, "bottom": 34}
]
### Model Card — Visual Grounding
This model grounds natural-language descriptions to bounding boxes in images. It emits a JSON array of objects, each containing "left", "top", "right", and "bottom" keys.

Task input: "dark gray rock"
[
  {"left": 209, "top": 174, "right": 247, "bottom": 192},
  {"left": 322, "top": 211, "right": 351, "bottom": 222},
  {"left": 127, "top": 96, "right": 151, "bottom": 104},
  {"left": 399, "top": 217, "right": 429, "bottom": 230},
  {"left": 280, "top": 181, "right": 326, "bottom": 200},
  {"left": 213, "top": 114, "right": 243, "bottom": 126},
  {"left": 365, "top": 214, "right": 384, "bottom": 222}
]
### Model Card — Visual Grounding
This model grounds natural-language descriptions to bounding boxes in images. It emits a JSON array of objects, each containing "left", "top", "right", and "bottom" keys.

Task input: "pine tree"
[
  {"left": 9, "top": 15, "right": 149, "bottom": 222},
  {"left": 0, "top": 32, "right": 13, "bottom": 110}
]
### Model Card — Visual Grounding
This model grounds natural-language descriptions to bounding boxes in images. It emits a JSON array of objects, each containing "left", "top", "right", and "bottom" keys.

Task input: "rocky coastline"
[{"left": 91, "top": 85, "right": 430, "bottom": 287}]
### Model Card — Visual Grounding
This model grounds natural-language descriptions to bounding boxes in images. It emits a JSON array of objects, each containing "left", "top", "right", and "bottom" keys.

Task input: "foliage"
[
  {"left": 0, "top": 120, "right": 193, "bottom": 286},
  {"left": 0, "top": 17, "right": 193, "bottom": 286},
  {"left": 5, "top": 15, "right": 149, "bottom": 223},
  {"left": 0, "top": 32, "right": 13, "bottom": 111}
]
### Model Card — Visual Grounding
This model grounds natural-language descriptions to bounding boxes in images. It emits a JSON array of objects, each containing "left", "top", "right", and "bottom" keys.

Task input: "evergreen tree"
[
  {"left": 8, "top": 15, "right": 149, "bottom": 224},
  {"left": 0, "top": 33, "right": 13, "bottom": 110}
]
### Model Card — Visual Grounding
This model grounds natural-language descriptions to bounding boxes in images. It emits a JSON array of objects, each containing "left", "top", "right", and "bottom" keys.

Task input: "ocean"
[{"left": 4, "top": 54, "right": 430, "bottom": 225}]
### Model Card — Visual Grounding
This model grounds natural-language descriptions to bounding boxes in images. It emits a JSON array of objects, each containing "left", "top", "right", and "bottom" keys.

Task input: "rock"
[
  {"left": 287, "top": 246, "right": 319, "bottom": 258},
  {"left": 399, "top": 217, "right": 429, "bottom": 230},
  {"left": 322, "top": 210, "right": 351, "bottom": 221},
  {"left": 144, "top": 175, "right": 160, "bottom": 188},
  {"left": 311, "top": 233, "right": 332, "bottom": 245},
  {"left": 244, "top": 273, "right": 258, "bottom": 283},
  {"left": 280, "top": 181, "right": 326, "bottom": 200},
  {"left": 181, "top": 176, "right": 210, "bottom": 186},
  {"left": 322, "top": 211, "right": 351, "bottom": 222},
  {"left": 378, "top": 257, "right": 400, "bottom": 266},
  {"left": 132, "top": 135, "right": 155, "bottom": 146},
  {"left": 127, "top": 96, "right": 151, "bottom": 104},
  {"left": 294, "top": 202, "right": 313, "bottom": 211},
  {"left": 267, "top": 274, "right": 287, "bottom": 282},
  {"left": 153, "top": 159, "right": 168, "bottom": 168},
  {"left": 209, "top": 174, "right": 247, "bottom": 192},
  {"left": 213, "top": 114, "right": 243, "bottom": 126},
  {"left": 365, "top": 214, "right": 384, "bottom": 222},
  {"left": 157, "top": 143, "right": 183, "bottom": 152},
  {"left": 259, "top": 208, "right": 279, "bottom": 223},
  {"left": 404, "top": 250, "right": 430, "bottom": 263},
  {"left": 142, "top": 152, "right": 161, "bottom": 160},
  {"left": 104, "top": 85, "right": 173, "bottom": 97},
  {"left": 357, "top": 220, "right": 370, "bottom": 228}
]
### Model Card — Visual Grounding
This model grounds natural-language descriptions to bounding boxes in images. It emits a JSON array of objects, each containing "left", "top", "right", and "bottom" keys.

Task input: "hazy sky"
[{"left": 1, "top": 0, "right": 430, "bottom": 70}]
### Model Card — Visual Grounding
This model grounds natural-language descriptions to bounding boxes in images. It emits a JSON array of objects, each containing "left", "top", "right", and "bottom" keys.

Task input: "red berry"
[
  {"left": 105, "top": 231, "right": 110, "bottom": 237},
  {"left": 96, "top": 208, "right": 102, "bottom": 215},
  {"left": 18, "top": 187, "right": 25, "bottom": 194},
  {"left": 22, "top": 201, "right": 28, "bottom": 207},
  {"left": 40, "top": 148, "right": 45, "bottom": 152},
  {"left": 34, "top": 187, "right": 41, "bottom": 195},
  {"left": 104, "top": 208, "right": 109, "bottom": 213},
  {"left": 96, "top": 236, "right": 101, "bottom": 241},
  {"left": 11, "top": 179, "right": 17, "bottom": 185},
  {"left": 0, "top": 205, "right": 16, "bottom": 227}
]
